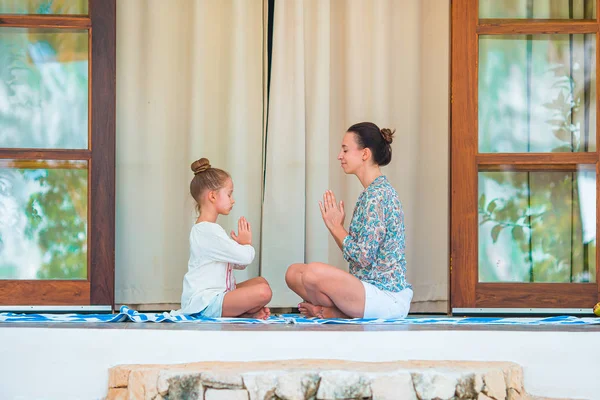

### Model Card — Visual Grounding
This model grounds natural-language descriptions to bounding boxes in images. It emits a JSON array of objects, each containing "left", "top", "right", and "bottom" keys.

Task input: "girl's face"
[
  {"left": 337, "top": 132, "right": 367, "bottom": 174},
  {"left": 213, "top": 178, "right": 235, "bottom": 215}
]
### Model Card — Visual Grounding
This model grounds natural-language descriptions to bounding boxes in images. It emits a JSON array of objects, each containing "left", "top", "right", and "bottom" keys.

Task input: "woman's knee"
[
  {"left": 302, "top": 263, "right": 326, "bottom": 289},
  {"left": 285, "top": 263, "right": 305, "bottom": 286}
]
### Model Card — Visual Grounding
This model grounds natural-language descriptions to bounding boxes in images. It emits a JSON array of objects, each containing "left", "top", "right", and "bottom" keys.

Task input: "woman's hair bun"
[
  {"left": 191, "top": 158, "right": 211, "bottom": 175},
  {"left": 380, "top": 128, "right": 395, "bottom": 144}
]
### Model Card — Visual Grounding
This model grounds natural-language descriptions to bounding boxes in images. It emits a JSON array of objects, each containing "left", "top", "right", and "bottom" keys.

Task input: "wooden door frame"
[
  {"left": 0, "top": 0, "right": 115, "bottom": 308},
  {"left": 450, "top": 0, "right": 600, "bottom": 312}
]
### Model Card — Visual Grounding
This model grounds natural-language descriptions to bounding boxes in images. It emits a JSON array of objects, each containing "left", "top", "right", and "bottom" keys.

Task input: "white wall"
[{"left": 0, "top": 327, "right": 596, "bottom": 399}]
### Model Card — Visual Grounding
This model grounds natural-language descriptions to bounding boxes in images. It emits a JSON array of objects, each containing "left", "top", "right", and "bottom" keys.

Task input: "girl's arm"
[{"left": 203, "top": 229, "right": 256, "bottom": 266}]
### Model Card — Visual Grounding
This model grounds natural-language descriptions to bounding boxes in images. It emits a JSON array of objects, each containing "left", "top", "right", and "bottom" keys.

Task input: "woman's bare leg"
[
  {"left": 297, "top": 302, "right": 349, "bottom": 319},
  {"left": 222, "top": 277, "right": 272, "bottom": 319},
  {"left": 286, "top": 262, "right": 365, "bottom": 318},
  {"left": 285, "top": 264, "right": 315, "bottom": 301}
]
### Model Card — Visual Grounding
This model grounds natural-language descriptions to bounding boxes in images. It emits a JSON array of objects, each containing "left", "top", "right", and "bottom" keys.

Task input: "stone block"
[
  {"left": 275, "top": 372, "right": 320, "bottom": 400},
  {"left": 202, "top": 371, "right": 245, "bottom": 389},
  {"left": 128, "top": 369, "right": 159, "bottom": 400},
  {"left": 106, "top": 388, "right": 128, "bottom": 400},
  {"left": 456, "top": 373, "right": 484, "bottom": 398},
  {"left": 412, "top": 371, "right": 458, "bottom": 400},
  {"left": 109, "top": 366, "right": 132, "bottom": 388},
  {"left": 316, "top": 371, "right": 371, "bottom": 399},
  {"left": 161, "top": 373, "right": 204, "bottom": 400},
  {"left": 483, "top": 370, "right": 507, "bottom": 400},
  {"left": 205, "top": 389, "right": 250, "bottom": 400},
  {"left": 242, "top": 373, "right": 278, "bottom": 400},
  {"left": 370, "top": 372, "right": 417, "bottom": 400},
  {"left": 160, "top": 371, "right": 204, "bottom": 400},
  {"left": 504, "top": 365, "right": 524, "bottom": 394},
  {"left": 507, "top": 388, "right": 531, "bottom": 400}
]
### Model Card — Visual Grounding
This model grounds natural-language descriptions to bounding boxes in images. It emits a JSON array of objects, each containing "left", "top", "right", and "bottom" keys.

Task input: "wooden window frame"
[
  {"left": 0, "top": 0, "right": 115, "bottom": 307},
  {"left": 451, "top": 0, "right": 600, "bottom": 311}
]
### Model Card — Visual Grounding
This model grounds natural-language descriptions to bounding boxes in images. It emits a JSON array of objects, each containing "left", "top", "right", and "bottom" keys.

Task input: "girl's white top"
[{"left": 177, "top": 221, "right": 255, "bottom": 315}]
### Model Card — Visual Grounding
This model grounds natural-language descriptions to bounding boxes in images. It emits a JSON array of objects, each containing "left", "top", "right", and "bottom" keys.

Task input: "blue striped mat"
[{"left": 0, "top": 306, "right": 599, "bottom": 325}]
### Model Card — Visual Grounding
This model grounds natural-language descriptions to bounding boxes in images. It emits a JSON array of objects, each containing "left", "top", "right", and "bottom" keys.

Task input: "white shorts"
[
  {"left": 362, "top": 281, "right": 413, "bottom": 319},
  {"left": 198, "top": 291, "right": 225, "bottom": 318}
]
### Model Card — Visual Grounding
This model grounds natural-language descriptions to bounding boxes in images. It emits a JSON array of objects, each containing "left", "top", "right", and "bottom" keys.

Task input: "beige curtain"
[
  {"left": 262, "top": 0, "right": 450, "bottom": 310},
  {"left": 114, "top": 0, "right": 450, "bottom": 311},
  {"left": 115, "top": 0, "right": 265, "bottom": 306},
  {"left": 414, "top": 0, "right": 450, "bottom": 312}
]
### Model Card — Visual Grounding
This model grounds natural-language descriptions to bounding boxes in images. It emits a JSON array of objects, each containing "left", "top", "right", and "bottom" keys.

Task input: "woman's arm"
[
  {"left": 341, "top": 194, "right": 386, "bottom": 267},
  {"left": 319, "top": 190, "right": 348, "bottom": 250},
  {"left": 329, "top": 225, "right": 349, "bottom": 251}
]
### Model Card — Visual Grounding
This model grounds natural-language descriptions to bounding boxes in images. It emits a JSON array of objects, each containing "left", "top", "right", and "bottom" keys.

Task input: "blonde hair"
[{"left": 190, "top": 158, "right": 230, "bottom": 213}]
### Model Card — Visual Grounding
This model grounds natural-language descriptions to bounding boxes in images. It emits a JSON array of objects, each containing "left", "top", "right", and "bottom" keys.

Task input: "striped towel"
[{"left": 0, "top": 306, "right": 599, "bottom": 325}]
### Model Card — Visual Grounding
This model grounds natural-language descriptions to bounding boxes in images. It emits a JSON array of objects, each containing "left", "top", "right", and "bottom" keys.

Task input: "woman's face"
[{"left": 338, "top": 132, "right": 365, "bottom": 174}]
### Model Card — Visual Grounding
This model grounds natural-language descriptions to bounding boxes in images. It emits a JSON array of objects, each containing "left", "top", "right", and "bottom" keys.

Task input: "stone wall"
[{"left": 105, "top": 360, "right": 557, "bottom": 400}]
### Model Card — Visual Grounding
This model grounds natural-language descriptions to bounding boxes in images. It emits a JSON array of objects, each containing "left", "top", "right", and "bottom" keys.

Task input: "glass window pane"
[
  {"left": 478, "top": 168, "right": 596, "bottom": 283},
  {"left": 479, "top": 34, "right": 596, "bottom": 153},
  {"left": 0, "top": 160, "right": 88, "bottom": 280},
  {"left": 0, "top": 0, "right": 88, "bottom": 15},
  {"left": 480, "top": 0, "right": 596, "bottom": 19},
  {"left": 0, "top": 28, "right": 88, "bottom": 149}
]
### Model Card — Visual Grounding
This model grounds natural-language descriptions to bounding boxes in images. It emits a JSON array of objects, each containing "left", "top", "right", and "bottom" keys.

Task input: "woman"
[{"left": 285, "top": 122, "right": 412, "bottom": 319}]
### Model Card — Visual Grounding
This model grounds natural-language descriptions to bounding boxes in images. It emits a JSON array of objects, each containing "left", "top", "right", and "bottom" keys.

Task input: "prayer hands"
[
  {"left": 231, "top": 216, "right": 252, "bottom": 245},
  {"left": 319, "top": 190, "right": 345, "bottom": 232}
]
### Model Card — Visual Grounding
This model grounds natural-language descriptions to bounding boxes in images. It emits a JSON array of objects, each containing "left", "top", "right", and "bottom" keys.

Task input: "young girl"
[{"left": 178, "top": 158, "right": 272, "bottom": 319}]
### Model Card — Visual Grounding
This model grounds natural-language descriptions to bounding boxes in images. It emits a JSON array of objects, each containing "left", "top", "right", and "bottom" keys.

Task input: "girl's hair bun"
[{"left": 191, "top": 158, "right": 211, "bottom": 175}]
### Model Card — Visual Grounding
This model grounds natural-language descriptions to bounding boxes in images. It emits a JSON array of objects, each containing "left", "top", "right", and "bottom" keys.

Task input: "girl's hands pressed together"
[
  {"left": 319, "top": 190, "right": 345, "bottom": 232},
  {"left": 231, "top": 216, "right": 252, "bottom": 245}
]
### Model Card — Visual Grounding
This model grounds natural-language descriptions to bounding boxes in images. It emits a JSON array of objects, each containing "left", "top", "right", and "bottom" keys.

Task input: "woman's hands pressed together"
[
  {"left": 319, "top": 190, "right": 345, "bottom": 233},
  {"left": 231, "top": 216, "right": 252, "bottom": 245}
]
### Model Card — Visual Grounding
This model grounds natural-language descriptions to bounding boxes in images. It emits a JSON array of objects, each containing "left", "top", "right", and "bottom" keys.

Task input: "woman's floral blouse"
[{"left": 342, "top": 175, "right": 411, "bottom": 292}]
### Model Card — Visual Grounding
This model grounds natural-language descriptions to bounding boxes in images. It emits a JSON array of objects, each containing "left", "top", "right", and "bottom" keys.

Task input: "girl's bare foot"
[
  {"left": 298, "top": 302, "right": 349, "bottom": 319},
  {"left": 241, "top": 307, "right": 271, "bottom": 320}
]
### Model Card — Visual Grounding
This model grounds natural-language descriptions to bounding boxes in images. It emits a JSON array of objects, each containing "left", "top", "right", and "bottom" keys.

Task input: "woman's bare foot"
[
  {"left": 298, "top": 302, "right": 321, "bottom": 317},
  {"left": 241, "top": 307, "right": 271, "bottom": 320},
  {"left": 298, "top": 302, "right": 349, "bottom": 319}
]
